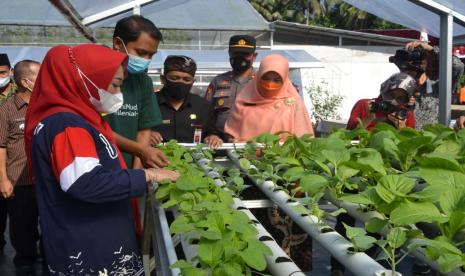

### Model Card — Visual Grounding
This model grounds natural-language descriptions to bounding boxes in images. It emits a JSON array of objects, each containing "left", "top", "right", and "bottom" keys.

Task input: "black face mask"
[
  {"left": 163, "top": 79, "right": 192, "bottom": 100},
  {"left": 230, "top": 56, "right": 252, "bottom": 73}
]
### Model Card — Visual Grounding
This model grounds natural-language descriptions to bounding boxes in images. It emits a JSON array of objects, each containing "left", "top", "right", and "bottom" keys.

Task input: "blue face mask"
[
  {"left": 118, "top": 37, "right": 151, "bottom": 73},
  {"left": 127, "top": 55, "right": 151, "bottom": 73}
]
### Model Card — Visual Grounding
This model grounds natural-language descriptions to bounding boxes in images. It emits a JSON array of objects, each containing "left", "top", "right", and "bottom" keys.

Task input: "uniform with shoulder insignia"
[{"left": 205, "top": 35, "right": 256, "bottom": 135}]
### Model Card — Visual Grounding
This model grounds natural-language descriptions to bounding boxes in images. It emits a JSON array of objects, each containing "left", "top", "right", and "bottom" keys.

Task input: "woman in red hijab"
[
  {"left": 225, "top": 54, "right": 314, "bottom": 141},
  {"left": 24, "top": 44, "right": 178, "bottom": 275}
]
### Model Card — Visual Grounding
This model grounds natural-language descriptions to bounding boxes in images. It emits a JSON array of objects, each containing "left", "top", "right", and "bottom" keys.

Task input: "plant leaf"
[
  {"left": 375, "top": 175, "right": 415, "bottom": 203},
  {"left": 353, "top": 236, "right": 377, "bottom": 251},
  {"left": 282, "top": 166, "right": 305, "bottom": 182},
  {"left": 365, "top": 217, "right": 388, "bottom": 233},
  {"left": 343, "top": 223, "right": 366, "bottom": 239},
  {"left": 198, "top": 239, "right": 224, "bottom": 267},
  {"left": 439, "top": 187, "right": 465, "bottom": 215},
  {"left": 420, "top": 168, "right": 465, "bottom": 189},
  {"left": 387, "top": 227, "right": 407, "bottom": 249},
  {"left": 299, "top": 174, "right": 328, "bottom": 196},
  {"left": 239, "top": 158, "right": 251, "bottom": 170},
  {"left": 322, "top": 149, "right": 350, "bottom": 167},
  {"left": 390, "top": 201, "right": 448, "bottom": 226}
]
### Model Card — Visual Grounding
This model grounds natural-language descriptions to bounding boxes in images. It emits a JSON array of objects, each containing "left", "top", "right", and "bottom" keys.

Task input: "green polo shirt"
[{"left": 104, "top": 72, "right": 162, "bottom": 167}]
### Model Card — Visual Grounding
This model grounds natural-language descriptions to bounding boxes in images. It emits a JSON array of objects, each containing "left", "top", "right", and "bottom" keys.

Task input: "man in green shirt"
[{"left": 105, "top": 15, "right": 168, "bottom": 169}]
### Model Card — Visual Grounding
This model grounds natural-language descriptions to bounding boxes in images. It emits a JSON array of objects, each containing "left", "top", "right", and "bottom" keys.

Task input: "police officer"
[{"left": 205, "top": 35, "right": 257, "bottom": 136}]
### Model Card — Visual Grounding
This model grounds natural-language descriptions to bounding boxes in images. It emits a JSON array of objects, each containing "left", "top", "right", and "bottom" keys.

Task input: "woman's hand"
[{"left": 144, "top": 168, "right": 180, "bottom": 183}]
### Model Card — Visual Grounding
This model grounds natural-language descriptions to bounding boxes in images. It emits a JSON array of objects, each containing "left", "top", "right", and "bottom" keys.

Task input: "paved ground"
[{"left": 0, "top": 221, "right": 48, "bottom": 276}]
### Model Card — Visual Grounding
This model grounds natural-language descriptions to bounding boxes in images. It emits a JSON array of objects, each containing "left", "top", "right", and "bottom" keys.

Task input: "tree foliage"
[{"left": 249, "top": 0, "right": 403, "bottom": 30}]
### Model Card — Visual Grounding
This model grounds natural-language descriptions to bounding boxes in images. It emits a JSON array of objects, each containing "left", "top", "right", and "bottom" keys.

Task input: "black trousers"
[
  {"left": 0, "top": 196, "right": 6, "bottom": 248},
  {"left": 7, "top": 185, "right": 39, "bottom": 266}
]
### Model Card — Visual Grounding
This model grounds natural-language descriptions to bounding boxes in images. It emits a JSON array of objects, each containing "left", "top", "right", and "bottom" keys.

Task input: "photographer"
[
  {"left": 347, "top": 72, "right": 417, "bottom": 130},
  {"left": 332, "top": 73, "right": 417, "bottom": 275},
  {"left": 390, "top": 41, "right": 464, "bottom": 130}
]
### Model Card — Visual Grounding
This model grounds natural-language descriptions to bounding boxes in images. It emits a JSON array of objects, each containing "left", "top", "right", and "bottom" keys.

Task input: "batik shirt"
[{"left": 31, "top": 112, "right": 146, "bottom": 275}]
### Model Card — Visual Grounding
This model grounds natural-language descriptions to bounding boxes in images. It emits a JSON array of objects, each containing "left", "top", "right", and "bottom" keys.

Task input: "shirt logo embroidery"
[
  {"left": 99, "top": 134, "right": 118, "bottom": 159},
  {"left": 33, "top": 122, "right": 44, "bottom": 135}
]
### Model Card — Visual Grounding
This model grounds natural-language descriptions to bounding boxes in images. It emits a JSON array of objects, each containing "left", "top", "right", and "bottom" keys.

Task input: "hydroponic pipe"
[
  {"left": 227, "top": 150, "right": 390, "bottom": 276},
  {"left": 174, "top": 142, "right": 249, "bottom": 150},
  {"left": 191, "top": 152, "right": 305, "bottom": 276},
  {"left": 324, "top": 192, "right": 465, "bottom": 276},
  {"left": 151, "top": 199, "right": 181, "bottom": 276}
]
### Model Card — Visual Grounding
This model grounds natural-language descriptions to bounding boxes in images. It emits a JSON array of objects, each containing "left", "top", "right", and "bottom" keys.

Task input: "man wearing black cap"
[
  {"left": 0, "top": 53, "right": 16, "bottom": 104},
  {"left": 151, "top": 55, "right": 223, "bottom": 148},
  {"left": 205, "top": 35, "right": 257, "bottom": 136}
]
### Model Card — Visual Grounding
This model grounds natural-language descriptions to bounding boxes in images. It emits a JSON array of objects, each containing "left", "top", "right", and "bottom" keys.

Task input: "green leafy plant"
[
  {"left": 234, "top": 123, "right": 465, "bottom": 274},
  {"left": 306, "top": 81, "right": 343, "bottom": 123},
  {"left": 155, "top": 141, "right": 272, "bottom": 275}
]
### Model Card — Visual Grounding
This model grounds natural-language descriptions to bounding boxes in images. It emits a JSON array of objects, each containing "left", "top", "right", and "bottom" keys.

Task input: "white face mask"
[
  {"left": 0, "top": 76, "right": 10, "bottom": 88},
  {"left": 77, "top": 68, "right": 124, "bottom": 114}
]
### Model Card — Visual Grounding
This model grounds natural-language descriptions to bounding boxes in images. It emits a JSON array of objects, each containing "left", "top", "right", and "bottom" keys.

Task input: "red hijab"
[
  {"left": 25, "top": 44, "right": 128, "bottom": 169},
  {"left": 24, "top": 44, "right": 146, "bottom": 235}
]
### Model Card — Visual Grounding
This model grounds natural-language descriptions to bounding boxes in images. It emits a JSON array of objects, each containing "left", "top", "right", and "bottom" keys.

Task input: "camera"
[
  {"left": 370, "top": 101, "right": 396, "bottom": 113},
  {"left": 371, "top": 101, "right": 408, "bottom": 120},
  {"left": 389, "top": 48, "right": 426, "bottom": 74}
]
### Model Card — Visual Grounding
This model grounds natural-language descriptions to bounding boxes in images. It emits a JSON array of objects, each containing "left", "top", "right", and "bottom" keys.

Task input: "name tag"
[{"left": 162, "top": 119, "right": 171, "bottom": 125}]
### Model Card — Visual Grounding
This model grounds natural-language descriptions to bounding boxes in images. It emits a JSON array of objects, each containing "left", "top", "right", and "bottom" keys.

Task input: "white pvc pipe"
[
  {"left": 227, "top": 150, "right": 390, "bottom": 276},
  {"left": 192, "top": 152, "right": 305, "bottom": 276},
  {"left": 324, "top": 192, "right": 465, "bottom": 276}
]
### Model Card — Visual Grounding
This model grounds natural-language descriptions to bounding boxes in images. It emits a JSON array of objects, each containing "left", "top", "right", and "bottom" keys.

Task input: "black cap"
[
  {"left": 229, "top": 35, "right": 256, "bottom": 54},
  {"left": 164, "top": 55, "right": 197, "bottom": 77},
  {"left": 0, "top": 54, "right": 11, "bottom": 67}
]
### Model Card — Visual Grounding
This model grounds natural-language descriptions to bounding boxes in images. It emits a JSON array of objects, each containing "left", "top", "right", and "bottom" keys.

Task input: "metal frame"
[
  {"left": 82, "top": 0, "right": 156, "bottom": 25},
  {"left": 48, "top": 0, "right": 96, "bottom": 42},
  {"left": 143, "top": 185, "right": 180, "bottom": 276}
]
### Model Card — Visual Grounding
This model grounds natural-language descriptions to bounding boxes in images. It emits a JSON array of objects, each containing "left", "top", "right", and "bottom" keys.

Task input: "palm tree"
[{"left": 249, "top": 0, "right": 401, "bottom": 30}]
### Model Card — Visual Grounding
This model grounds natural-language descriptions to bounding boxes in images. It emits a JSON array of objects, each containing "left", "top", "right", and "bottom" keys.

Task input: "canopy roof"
[
  {"left": 0, "top": 47, "right": 320, "bottom": 70},
  {"left": 0, "top": 0, "right": 270, "bottom": 42},
  {"left": 343, "top": 0, "right": 465, "bottom": 38}
]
